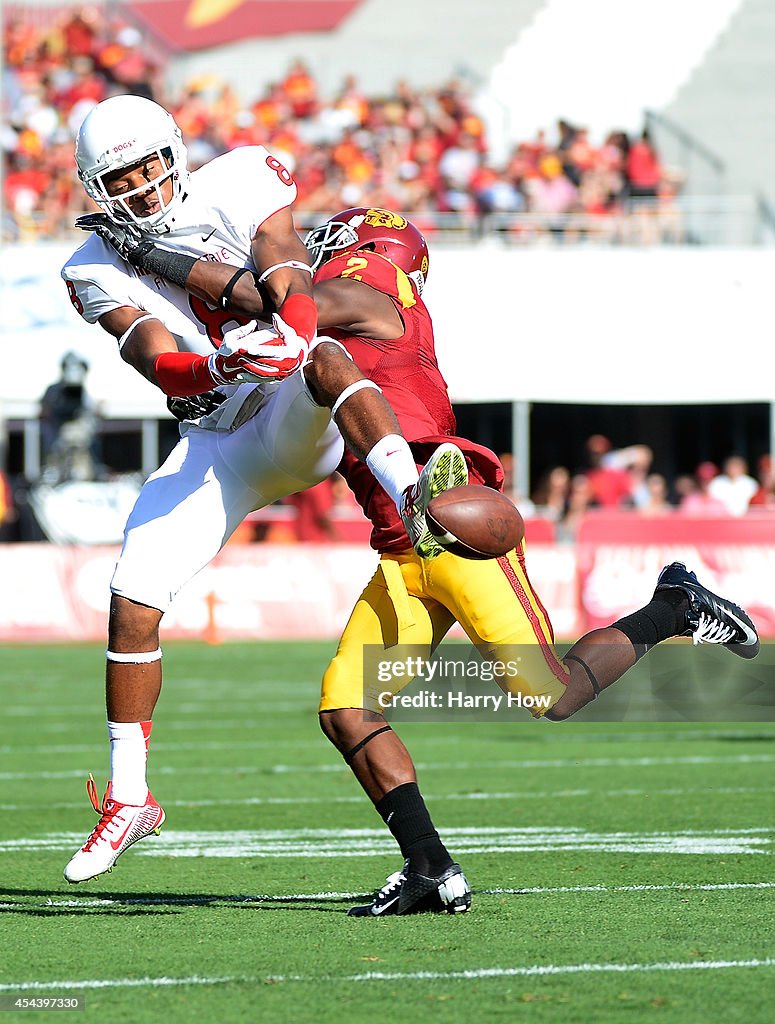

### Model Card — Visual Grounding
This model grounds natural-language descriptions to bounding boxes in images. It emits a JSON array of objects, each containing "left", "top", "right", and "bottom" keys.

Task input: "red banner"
[
  {"left": 1, "top": 515, "right": 773, "bottom": 642},
  {"left": 576, "top": 512, "right": 775, "bottom": 637},
  {"left": 126, "top": 0, "right": 362, "bottom": 53}
]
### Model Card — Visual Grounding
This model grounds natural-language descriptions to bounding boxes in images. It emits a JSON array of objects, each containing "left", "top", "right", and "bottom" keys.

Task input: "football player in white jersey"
[{"left": 60, "top": 95, "right": 466, "bottom": 884}]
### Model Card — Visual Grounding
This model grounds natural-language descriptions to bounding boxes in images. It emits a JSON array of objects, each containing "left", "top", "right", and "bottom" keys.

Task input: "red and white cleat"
[{"left": 63, "top": 774, "right": 165, "bottom": 884}]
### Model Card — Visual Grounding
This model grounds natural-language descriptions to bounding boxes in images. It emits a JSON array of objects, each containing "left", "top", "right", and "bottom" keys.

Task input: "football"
[{"left": 426, "top": 485, "right": 525, "bottom": 559}]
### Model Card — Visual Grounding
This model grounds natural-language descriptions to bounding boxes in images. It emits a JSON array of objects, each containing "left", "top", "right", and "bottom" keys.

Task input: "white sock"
[
  {"left": 107, "top": 720, "right": 152, "bottom": 805},
  {"left": 365, "top": 435, "right": 419, "bottom": 509}
]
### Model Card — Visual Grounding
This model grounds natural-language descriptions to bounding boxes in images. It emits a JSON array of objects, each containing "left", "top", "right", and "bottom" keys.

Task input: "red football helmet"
[{"left": 305, "top": 207, "right": 430, "bottom": 294}]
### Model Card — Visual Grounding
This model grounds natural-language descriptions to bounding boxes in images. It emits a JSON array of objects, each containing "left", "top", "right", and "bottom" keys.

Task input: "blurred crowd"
[
  {"left": 510, "top": 436, "right": 775, "bottom": 541},
  {"left": 3, "top": 7, "right": 682, "bottom": 242}
]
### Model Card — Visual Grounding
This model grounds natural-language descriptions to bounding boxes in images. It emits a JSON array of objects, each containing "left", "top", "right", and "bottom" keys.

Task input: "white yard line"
[
  {"left": 1, "top": 958, "right": 773, "bottom": 992},
  {"left": 3, "top": 752, "right": 774, "bottom": 781},
  {"left": 0, "top": 784, "right": 768, "bottom": 813},
  {"left": 8, "top": 880, "right": 772, "bottom": 911},
  {"left": 3, "top": 826, "right": 772, "bottom": 857}
]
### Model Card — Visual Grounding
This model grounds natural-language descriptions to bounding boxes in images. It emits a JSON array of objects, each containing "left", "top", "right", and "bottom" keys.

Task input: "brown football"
[{"left": 426, "top": 485, "right": 525, "bottom": 559}]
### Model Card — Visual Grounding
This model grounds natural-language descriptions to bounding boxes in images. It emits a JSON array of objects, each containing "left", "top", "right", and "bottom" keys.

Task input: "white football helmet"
[{"left": 75, "top": 95, "right": 189, "bottom": 233}]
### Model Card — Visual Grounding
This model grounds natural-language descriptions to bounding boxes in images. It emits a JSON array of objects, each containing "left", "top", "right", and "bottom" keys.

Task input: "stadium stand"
[
  {"left": 663, "top": 0, "right": 775, "bottom": 203},
  {"left": 5, "top": 1, "right": 773, "bottom": 245}
]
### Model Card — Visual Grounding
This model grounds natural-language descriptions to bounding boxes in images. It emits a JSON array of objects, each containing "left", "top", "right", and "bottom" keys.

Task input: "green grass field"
[{"left": 1, "top": 641, "right": 773, "bottom": 1023}]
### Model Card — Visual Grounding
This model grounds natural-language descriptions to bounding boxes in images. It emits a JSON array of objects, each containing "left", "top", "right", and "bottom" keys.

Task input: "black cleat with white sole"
[
  {"left": 655, "top": 562, "right": 760, "bottom": 660},
  {"left": 347, "top": 860, "right": 472, "bottom": 917}
]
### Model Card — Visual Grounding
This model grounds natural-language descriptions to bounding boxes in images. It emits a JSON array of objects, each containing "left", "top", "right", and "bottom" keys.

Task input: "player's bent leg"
[
  {"left": 69, "top": 431, "right": 253, "bottom": 885},
  {"left": 320, "top": 558, "right": 469, "bottom": 915},
  {"left": 544, "top": 627, "right": 637, "bottom": 721},
  {"left": 323, "top": 710, "right": 470, "bottom": 918},
  {"left": 256, "top": 364, "right": 344, "bottom": 486},
  {"left": 320, "top": 709, "right": 470, "bottom": 917},
  {"left": 545, "top": 561, "right": 760, "bottom": 722},
  {"left": 319, "top": 708, "right": 417, "bottom": 802}
]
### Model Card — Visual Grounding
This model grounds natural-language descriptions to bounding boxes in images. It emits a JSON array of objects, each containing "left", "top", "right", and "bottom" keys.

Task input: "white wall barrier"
[{"left": 2, "top": 244, "right": 774, "bottom": 419}]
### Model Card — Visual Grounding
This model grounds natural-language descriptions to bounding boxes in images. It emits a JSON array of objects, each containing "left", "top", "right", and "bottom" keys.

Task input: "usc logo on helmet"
[{"left": 364, "top": 209, "right": 408, "bottom": 230}]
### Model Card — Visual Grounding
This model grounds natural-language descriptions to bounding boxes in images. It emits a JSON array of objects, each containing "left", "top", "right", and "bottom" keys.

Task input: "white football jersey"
[{"left": 61, "top": 146, "right": 299, "bottom": 430}]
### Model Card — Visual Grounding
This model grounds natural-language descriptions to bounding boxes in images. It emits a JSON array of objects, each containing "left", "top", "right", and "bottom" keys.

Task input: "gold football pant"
[{"left": 320, "top": 546, "right": 569, "bottom": 718}]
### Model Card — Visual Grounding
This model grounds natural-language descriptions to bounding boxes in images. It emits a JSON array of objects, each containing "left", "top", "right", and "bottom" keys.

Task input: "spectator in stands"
[
  {"left": 524, "top": 153, "right": 578, "bottom": 234},
  {"left": 626, "top": 128, "right": 663, "bottom": 201},
  {"left": 747, "top": 454, "right": 775, "bottom": 509},
  {"left": 558, "top": 473, "right": 598, "bottom": 541},
  {"left": 281, "top": 59, "right": 319, "bottom": 120},
  {"left": 438, "top": 132, "right": 481, "bottom": 211},
  {"left": 0, "top": 465, "right": 16, "bottom": 542},
  {"left": 332, "top": 74, "right": 369, "bottom": 130},
  {"left": 678, "top": 462, "right": 727, "bottom": 515},
  {"left": 625, "top": 128, "right": 665, "bottom": 244},
  {"left": 708, "top": 455, "right": 758, "bottom": 517},
  {"left": 531, "top": 465, "right": 571, "bottom": 522},
  {"left": 638, "top": 473, "right": 672, "bottom": 516},
  {"left": 673, "top": 473, "right": 698, "bottom": 507},
  {"left": 582, "top": 434, "right": 652, "bottom": 508}
]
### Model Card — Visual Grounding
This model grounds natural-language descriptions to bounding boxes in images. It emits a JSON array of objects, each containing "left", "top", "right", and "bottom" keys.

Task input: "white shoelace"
[
  {"left": 691, "top": 611, "right": 736, "bottom": 646},
  {"left": 378, "top": 870, "right": 405, "bottom": 897}
]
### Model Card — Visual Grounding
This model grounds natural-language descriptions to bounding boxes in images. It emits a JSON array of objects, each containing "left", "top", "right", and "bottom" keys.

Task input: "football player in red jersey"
[{"left": 95, "top": 206, "right": 759, "bottom": 917}]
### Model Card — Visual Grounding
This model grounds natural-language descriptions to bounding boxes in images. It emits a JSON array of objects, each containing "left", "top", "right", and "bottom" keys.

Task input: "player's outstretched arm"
[{"left": 97, "top": 307, "right": 277, "bottom": 395}]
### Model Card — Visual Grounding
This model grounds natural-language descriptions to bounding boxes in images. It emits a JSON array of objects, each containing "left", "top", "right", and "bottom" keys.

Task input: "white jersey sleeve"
[{"left": 61, "top": 234, "right": 149, "bottom": 324}]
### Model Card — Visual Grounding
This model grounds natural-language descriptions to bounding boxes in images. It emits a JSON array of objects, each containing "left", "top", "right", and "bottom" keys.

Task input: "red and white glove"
[
  {"left": 206, "top": 321, "right": 276, "bottom": 384},
  {"left": 218, "top": 316, "right": 308, "bottom": 382},
  {"left": 153, "top": 320, "right": 304, "bottom": 397}
]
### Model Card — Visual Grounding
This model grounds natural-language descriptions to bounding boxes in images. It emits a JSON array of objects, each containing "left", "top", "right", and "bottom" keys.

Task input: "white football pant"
[{"left": 111, "top": 370, "right": 343, "bottom": 612}]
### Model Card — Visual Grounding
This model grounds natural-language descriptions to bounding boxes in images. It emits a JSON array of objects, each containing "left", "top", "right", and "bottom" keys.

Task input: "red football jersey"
[{"left": 315, "top": 250, "right": 503, "bottom": 552}]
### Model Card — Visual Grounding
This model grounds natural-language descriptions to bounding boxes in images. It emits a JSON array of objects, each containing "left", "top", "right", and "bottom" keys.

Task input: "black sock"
[
  {"left": 612, "top": 590, "right": 689, "bottom": 659},
  {"left": 375, "top": 782, "right": 453, "bottom": 876}
]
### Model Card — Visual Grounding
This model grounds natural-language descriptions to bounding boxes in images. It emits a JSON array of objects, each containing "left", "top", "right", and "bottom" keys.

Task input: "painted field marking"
[
  {"left": 3, "top": 752, "right": 774, "bottom": 781},
  {"left": 1, "top": 958, "right": 774, "bottom": 992},
  {"left": 1, "top": 784, "right": 768, "bottom": 814},
  {"left": 0, "top": 880, "right": 769, "bottom": 912},
  {"left": 2, "top": 825, "right": 772, "bottom": 858}
]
